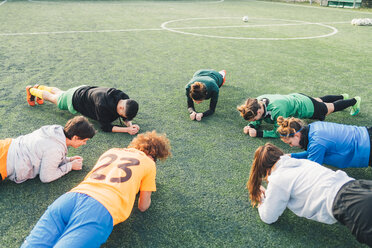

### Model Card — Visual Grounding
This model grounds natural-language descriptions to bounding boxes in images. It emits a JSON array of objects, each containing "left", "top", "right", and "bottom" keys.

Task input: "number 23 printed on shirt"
[{"left": 90, "top": 154, "right": 140, "bottom": 183}]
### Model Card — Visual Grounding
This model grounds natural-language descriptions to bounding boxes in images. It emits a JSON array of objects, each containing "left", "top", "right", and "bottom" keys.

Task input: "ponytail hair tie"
[{"left": 280, "top": 127, "right": 303, "bottom": 137}]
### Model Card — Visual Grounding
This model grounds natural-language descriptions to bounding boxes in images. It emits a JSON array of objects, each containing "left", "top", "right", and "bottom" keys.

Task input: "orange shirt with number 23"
[{"left": 70, "top": 148, "right": 156, "bottom": 225}]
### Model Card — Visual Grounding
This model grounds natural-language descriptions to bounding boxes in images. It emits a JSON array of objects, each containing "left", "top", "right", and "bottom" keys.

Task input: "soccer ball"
[{"left": 242, "top": 16, "right": 249, "bottom": 22}]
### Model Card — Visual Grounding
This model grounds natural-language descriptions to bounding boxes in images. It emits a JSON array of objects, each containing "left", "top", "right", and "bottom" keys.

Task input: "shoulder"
[
  {"left": 206, "top": 82, "right": 219, "bottom": 93},
  {"left": 103, "top": 148, "right": 155, "bottom": 165}
]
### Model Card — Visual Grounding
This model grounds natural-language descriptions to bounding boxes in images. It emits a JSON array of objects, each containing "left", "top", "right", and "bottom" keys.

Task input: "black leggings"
[
  {"left": 306, "top": 96, "right": 328, "bottom": 121},
  {"left": 332, "top": 180, "right": 372, "bottom": 246},
  {"left": 302, "top": 94, "right": 356, "bottom": 121},
  {"left": 320, "top": 95, "right": 356, "bottom": 112}
]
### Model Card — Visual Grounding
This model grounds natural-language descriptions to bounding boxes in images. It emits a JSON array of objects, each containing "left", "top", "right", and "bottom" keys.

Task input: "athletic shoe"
[
  {"left": 33, "top": 84, "right": 44, "bottom": 105},
  {"left": 350, "top": 96, "right": 361, "bottom": 116},
  {"left": 219, "top": 70, "right": 226, "bottom": 86},
  {"left": 341, "top": 93, "right": 349, "bottom": 100},
  {"left": 26, "top": 85, "right": 35, "bottom": 106}
]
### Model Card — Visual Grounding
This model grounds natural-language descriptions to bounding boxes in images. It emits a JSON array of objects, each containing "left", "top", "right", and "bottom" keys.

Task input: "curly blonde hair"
[
  {"left": 276, "top": 116, "right": 304, "bottom": 138},
  {"left": 128, "top": 130, "right": 171, "bottom": 161},
  {"left": 237, "top": 98, "right": 260, "bottom": 120}
]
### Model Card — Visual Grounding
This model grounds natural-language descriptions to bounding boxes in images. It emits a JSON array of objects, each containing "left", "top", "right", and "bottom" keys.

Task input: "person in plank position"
[
  {"left": 21, "top": 130, "right": 171, "bottom": 247},
  {"left": 0, "top": 116, "right": 95, "bottom": 183},
  {"left": 185, "top": 69, "right": 226, "bottom": 121},
  {"left": 26, "top": 85, "right": 140, "bottom": 134},
  {"left": 237, "top": 93, "right": 360, "bottom": 138},
  {"left": 276, "top": 116, "right": 371, "bottom": 169},
  {"left": 247, "top": 143, "right": 372, "bottom": 246}
]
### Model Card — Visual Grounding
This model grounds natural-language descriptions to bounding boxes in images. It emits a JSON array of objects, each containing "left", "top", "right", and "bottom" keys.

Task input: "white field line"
[
  {"left": 160, "top": 17, "right": 342, "bottom": 40},
  {"left": 0, "top": 0, "right": 7, "bottom": 6},
  {"left": 27, "top": 0, "right": 224, "bottom": 4},
  {"left": 162, "top": 23, "right": 338, "bottom": 40},
  {"left": 0, "top": 21, "right": 349, "bottom": 37},
  {"left": 165, "top": 21, "right": 350, "bottom": 30},
  {"left": 0, "top": 28, "right": 163, "bottom": 36}
]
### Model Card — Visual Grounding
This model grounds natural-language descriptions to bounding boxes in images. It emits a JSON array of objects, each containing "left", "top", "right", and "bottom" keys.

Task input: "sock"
[
  {"left": 29, "top": 88, "right": 44, "bottom": 99},
  {"left": 319, "top": 95, "right": 343, "bottom": 103},
  {"left": 38, "top": 85, "right": 53, "bottom": 92},
  {"left": 333, "top": 99, "right": 357, "bottom": 112}
]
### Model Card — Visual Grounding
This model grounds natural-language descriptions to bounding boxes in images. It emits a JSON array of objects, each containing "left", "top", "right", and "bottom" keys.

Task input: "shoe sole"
[
  {"left": 26, "top": 86, "right": 36, "bottom": 106},
  {"left": 351, "top": 109, "right": 360, "bottom": 116},
  {"left": 350, "top": 97, "right": 361, "bottom": 116}
]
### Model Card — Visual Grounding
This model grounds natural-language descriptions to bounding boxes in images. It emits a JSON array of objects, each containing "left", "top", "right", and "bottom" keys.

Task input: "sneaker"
[
  {"left": 341, "top": 93, "right": 349, "bottom": 100},
  {"left": 219, "top": 70, "right": 226, "bottom": 86},
  {"left": 33, "top": 84, "right": 44, "bottom": 105},
  {"left": 350, "top": 96, "right": 361, "bottom": 116},
  {"left": 26, "top": 85, "right": 35, "bottom": 106}
]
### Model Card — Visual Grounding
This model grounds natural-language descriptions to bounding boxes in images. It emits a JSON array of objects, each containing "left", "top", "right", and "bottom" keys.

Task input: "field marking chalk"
[
  {"left": 27, "top": 0, "right": 224, "bottom": 5},
  {"left": 0, "top": 28, "right": 163, "bottom": 36},
  {"left": 0, "top": 19, "right": 346, "bottom": 38},
  {"left": 161, "top": 17, "right": 338, "bottom": 40}
]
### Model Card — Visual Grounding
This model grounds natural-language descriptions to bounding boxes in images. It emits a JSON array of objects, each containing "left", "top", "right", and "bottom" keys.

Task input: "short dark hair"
[
  {"left": 125, "top": 99, "right": 139, "bottom": 121},
  {"left": 63, "top": 116, "right": 96, "bottom": 139}
]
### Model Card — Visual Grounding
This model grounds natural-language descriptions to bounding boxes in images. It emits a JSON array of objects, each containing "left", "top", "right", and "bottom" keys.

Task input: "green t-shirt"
[{"left": 249, "top": 93, "right": 314, "bottom": 138}]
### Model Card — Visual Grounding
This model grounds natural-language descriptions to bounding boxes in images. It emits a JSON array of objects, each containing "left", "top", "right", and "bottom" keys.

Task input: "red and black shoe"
[
  {"left": 33, "top": 84, "right": 44, "bottom": 105},
  {"left": 26, "top": 85, "right": 36, "bottom": 106}
]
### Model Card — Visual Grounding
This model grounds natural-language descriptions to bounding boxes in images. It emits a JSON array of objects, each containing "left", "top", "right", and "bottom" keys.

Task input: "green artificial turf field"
[{"left": 0, "top": 0, "right": 371, "bottom": 247}]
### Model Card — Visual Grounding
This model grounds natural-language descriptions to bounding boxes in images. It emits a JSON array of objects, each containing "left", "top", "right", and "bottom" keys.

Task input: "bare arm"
[
  {"left": 138, "top": 191, "right": 152, "bottom": 212},
  {"left": 112, "top": 125, "right": 139, "bottom": 135}
]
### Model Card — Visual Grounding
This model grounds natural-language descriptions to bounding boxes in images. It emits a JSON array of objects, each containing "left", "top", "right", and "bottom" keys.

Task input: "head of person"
[
  {"left": 64, "top": 116, "right": 96, "bottom": 148},
  {"left": 117, "top": 99, "right": 139, "bottom": 121},
  {"left": 247, "top": 143, "right": 284, "bottom": 207},
  {"left": 190, "top": 82, "right": 207, "bottom": 104},
  {"left": 277, "top": 116, "right": 305, "bottom": 148},
  {"left": 128, "top": 130, "right": 171, "bottom": 162},
  {"left": 237, "top": 98, "right": 263, "bottom": 122}
]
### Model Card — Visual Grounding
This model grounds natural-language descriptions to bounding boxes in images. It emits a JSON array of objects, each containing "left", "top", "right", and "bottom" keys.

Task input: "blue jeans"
[{"left": 21, "top": 192, "right": 113, "bottom": 248}]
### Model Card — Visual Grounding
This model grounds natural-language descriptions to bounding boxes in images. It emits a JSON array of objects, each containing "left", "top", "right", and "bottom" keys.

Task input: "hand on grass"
[
  {"left": 196, "top": 113, "right": 203, "bottom": 121},
  {"left": 190, "top": 112, "right": 196, "bottom": 120},
  {"left": 132, "top": 124, "right": 140, "bottom": 132},
  {"left": 127, "top": 125, "right": 139, "bottom": 135},
  {"left": 248, "top": 127, "right": 257, "bottom": 137},
  {"left": 71, "top": 158, "right": 83, "bottom": 170}
]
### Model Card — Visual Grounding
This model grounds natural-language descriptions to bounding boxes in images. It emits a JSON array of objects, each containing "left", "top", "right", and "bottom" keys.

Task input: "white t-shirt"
[{"left": 258, "top": 156, "right": 354, "bottom": 224}]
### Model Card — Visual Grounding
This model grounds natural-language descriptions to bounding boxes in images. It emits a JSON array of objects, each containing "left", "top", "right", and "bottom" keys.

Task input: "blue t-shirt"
[{"left": 291, "top": 122, "right": 370, "bottom": 168}]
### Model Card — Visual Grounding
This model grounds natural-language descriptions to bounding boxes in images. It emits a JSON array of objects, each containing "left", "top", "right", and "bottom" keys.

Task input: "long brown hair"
[
  {"left": 277, "top": 116, "right": 304, "bottom": 139},
  {"left": 190, "top": 82, "right": 207, "bottom": 101},
  {"left": 237, "top": 98, "right": 260, "bottom": 120},
  {"left": 247, "top": 143, "right": 283, "bottom": 207}
]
